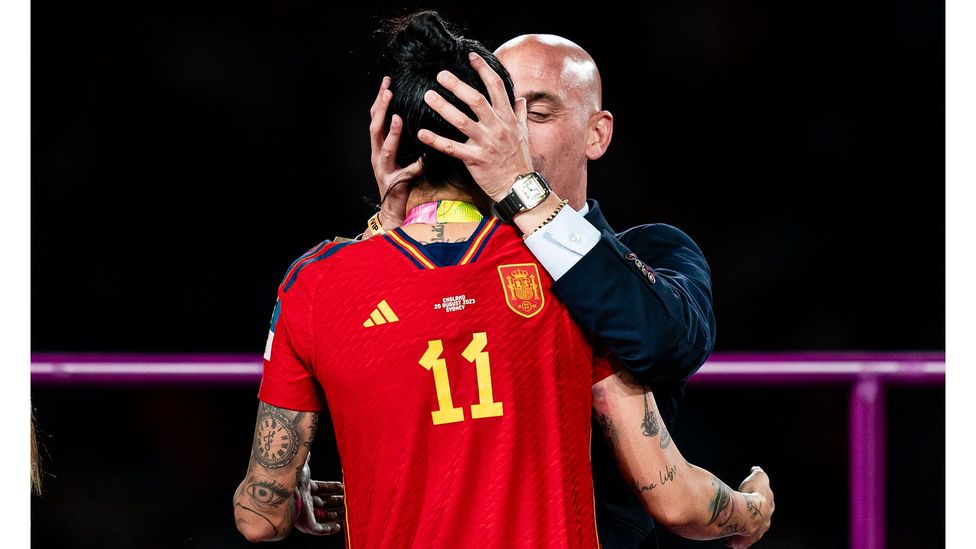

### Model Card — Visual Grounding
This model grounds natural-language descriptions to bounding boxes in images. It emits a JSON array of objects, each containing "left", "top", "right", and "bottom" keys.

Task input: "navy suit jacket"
[{"left": 552, "top": 200, "right": 716, "bottom": 548}]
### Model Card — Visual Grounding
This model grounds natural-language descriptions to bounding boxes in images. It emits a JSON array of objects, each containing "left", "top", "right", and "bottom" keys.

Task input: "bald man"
[
  {"left": 374, "top": 33, "right": 713, "bottom": 384},
  {"left": 364, "top": 34, "right": 725, "bottom": 547},
  {"left": 493, "top": 34, "right": 607, "bottom": 210}
]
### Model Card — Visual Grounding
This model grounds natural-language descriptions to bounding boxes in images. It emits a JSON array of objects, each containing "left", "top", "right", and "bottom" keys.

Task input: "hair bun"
[
  {"left": 387, "top": 11, "right": 463, "bottom": 69},
  {"left": 375, "top": 10, "right": 516, "bottom": 212}
]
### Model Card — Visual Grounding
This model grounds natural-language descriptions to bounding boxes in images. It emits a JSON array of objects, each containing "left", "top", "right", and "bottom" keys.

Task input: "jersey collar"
[{"left": 385, "top": 217, "right": 500, "bottom": 269}]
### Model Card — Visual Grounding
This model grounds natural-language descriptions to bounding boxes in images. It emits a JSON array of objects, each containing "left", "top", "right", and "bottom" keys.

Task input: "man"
[
  {"left": 236, "top": 12, "right": 771, "bottom": 548},
  {"left": 371, "top": 34, "right": 713, "bottom": 384},
  {"left": 366, "top": 34, "right": 723, "bottom": 547}
]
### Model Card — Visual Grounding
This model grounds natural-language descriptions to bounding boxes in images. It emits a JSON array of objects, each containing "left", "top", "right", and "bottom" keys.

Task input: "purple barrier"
[
  {"left": 30, "top": 353, "right": 263, "bottom": 385},
  {"left": 30, "top": 351, "right": 946, "bottom": 385},
  {"left": 30, "top": 351, "right": 945, "bottom": 549}
]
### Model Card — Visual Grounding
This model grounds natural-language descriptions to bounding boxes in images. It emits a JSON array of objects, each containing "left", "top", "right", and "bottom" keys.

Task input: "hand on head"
[
  {"left": 417, "top": 52, "right": 534, "bottom": 202},
  {"left": 369, "top": 75, "right": 424, "bottom": 229}
]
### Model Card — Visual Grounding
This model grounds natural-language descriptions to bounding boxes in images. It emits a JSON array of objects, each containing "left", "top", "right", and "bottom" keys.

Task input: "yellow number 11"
[{"left": 419, "top": 332, "right": 504, "bottom": 425}]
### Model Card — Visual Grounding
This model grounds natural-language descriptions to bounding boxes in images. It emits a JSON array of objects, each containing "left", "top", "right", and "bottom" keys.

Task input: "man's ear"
[{"left": 585, "top": 110, "right": 614, "bottom": 161}]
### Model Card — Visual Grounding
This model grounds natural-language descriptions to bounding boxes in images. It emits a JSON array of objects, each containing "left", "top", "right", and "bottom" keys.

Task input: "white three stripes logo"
[{"left": 363, "top": 300, "right": 399, "bottom": 328}]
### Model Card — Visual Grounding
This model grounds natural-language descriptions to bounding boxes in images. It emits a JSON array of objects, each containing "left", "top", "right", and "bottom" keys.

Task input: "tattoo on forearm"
[
  {"left": 304, "top": 413, "right": 319, "bottom": 449},
  {"left": 745, "top": 494, "right": 764, "bottom": 519},
  {"left": 280, "top": 497, "right": 297, "bottom": 534},
  {"left": 641, "top": 388, "right": 660, "bottom": 437},
  {"left": 235, "top": 502, "right": 279, "bottom": 537},
  {"left": 634, "top": 480, "right": 656, "bottom": 494},
  {"left": 719, "top": 523, "right": 744, "bottom": 537},
  {"left": 660, "top": 424, "right": 672, "bottom": 448},
  {"left": 633, "top": 464, "right": 678, "bottom": 496},
  {"left": 246, "top": 478, "right": 292, "bottom": 511},
  {"left": 253, "top": 403, "right": 303, "bottom": 469},
  {"left": 598, "top": 413, "right": 617, "bottom": 440},
  {"left": 707, "top": 476, "right": 736, "bottom": 529},
  {"left": 659, "top": 464, "right": 678, "bottom": 485}
]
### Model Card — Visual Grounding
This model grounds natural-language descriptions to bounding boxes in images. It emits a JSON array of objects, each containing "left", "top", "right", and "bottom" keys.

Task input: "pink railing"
[{"left": 31, "top": 351, "right": 945, "bottom": 549}]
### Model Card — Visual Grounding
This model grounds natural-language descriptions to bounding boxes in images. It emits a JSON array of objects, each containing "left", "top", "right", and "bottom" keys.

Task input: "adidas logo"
[{"left": 363, "top": 300, "right": 399, "bottom": 328}]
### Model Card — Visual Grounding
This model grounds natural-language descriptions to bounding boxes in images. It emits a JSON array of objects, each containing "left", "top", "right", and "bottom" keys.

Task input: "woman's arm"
[
  {"left": 233, "top": 401, "right": 319, "bottom": 542},
  {"left": 593, "top": 371, "right": 774, "bottom": 547}
]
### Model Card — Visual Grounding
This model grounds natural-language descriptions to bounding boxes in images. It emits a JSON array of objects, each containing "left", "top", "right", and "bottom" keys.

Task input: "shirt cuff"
[{"left": 524, "top": 205, "right": 601, "bottom": 280}]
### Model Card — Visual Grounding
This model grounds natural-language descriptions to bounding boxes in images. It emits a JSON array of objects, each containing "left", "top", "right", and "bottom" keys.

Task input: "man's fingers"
[
  {"left": 434, "top": 70, "right": 494, "bottom": 122},
  {"left": 320, "top": 522, "right": 342, "bottom": 535},
  {"left": 305, "top": 519, "right": 343, "bottom": 536},
  {"left": 309, "top": 494, "right": 344, "bottom": 509},
  {"left": 309, "top": 490, "right": 345, "bottom": 510},
  {"left": 468, "top": 52, "right": 514, "bottom": 121},
  {"left": 311, "top": 480, "right": 344, "bottom": 495},
  {"left": 423, "top": 90, "right": 482, "bottom": 140},
  {"left": 324, "top": 495, "right": 344, "bottom": 508},
  {"left": 314, "top": 508, "right": 346, "bottom": 522},
  {"left": 417, "top": 128, "right": 474, "bottom": 162}
]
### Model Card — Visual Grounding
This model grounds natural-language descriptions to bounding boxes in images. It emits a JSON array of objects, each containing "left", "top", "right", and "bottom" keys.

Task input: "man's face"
[{"left": 497, "top": 45, "right": 594, "bottom": 202}]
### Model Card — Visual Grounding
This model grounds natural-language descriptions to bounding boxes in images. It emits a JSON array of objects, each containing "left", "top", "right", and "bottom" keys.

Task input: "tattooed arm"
[
  {"left": 234, "top": 401, "right": 319, "bottom": 542},
  {"left": 593, "top": 371, "right": 774, "bottom": 548}
]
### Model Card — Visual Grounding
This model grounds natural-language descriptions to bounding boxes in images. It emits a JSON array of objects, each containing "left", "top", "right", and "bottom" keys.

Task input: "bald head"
[
  {"left": 491, "top": 34, "right": 613, "bottom": 209},
  {"left": 495, "top": 34, "right": 603, "bottom": 114}
]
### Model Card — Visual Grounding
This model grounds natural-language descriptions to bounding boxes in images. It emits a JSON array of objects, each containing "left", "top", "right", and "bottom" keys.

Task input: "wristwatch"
[{"left": 491, "top": 172, "right": 552, "bottom": 223}]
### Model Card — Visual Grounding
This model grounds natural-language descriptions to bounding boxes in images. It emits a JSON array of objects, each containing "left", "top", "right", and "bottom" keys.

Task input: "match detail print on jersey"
[
  {"left": 420, "top": 332, "right": 504, "bottom": 425},
  {"left": 497, "top": 263, "right": 545, "bottom": 318}
]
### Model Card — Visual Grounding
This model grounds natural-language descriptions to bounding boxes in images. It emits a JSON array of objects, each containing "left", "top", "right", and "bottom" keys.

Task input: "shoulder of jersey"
[
  {"left": 277, "top": 238, "right": 365, "bottom": 294},
  {"left": 483, "top": 222, "right": 522, "bottom": 250}
]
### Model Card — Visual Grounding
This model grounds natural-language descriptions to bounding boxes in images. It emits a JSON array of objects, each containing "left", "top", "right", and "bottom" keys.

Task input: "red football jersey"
[{"left": 259, "top": 217, "right": 613, "bottom": 548}]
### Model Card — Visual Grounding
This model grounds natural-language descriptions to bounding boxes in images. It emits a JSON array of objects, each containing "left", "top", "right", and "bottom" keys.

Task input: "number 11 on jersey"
[{"left": 419, "top": 332, "right": 504, "bottom": 425}]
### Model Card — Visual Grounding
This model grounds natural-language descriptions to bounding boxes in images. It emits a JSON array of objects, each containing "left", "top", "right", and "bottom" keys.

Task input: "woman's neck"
[
  {"left": 404, "top": 183, "right": 477, "bottom": 213},
  {"left": 400, "top": 184, "right": 484, "bottom": 244}
]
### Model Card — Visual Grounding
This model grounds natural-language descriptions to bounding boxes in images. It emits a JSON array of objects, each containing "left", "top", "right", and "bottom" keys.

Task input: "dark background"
[{"left": 31, "top": 0, "right": 944, "bottom": 547}]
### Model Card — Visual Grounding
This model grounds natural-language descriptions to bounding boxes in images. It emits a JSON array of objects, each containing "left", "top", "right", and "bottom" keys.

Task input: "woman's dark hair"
[{"left": 381, "top": 11, "right": 516, "bottom": 210}]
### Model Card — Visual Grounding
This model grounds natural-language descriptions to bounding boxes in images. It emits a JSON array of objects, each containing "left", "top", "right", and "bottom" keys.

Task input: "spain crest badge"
[{"left": 497, "top": 263, "right": 545, "bottom": 318}]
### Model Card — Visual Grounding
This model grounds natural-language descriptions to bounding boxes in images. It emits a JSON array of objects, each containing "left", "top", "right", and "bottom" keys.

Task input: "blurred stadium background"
[{"left": 31, "top": 1, "right": 944, "bottom": 547}]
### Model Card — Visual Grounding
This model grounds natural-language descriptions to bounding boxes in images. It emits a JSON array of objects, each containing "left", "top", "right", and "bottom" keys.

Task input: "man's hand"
[
  {"left": 294, "top": 452, "right": 345, "bottom": 536},
  {"left": 417, "top": 52, "right": 534, "bottom": 201},
  {"left": 369, "top": 76, "right": 424, "bottom": 230},
  {"left": 723, "top": 467, "right": 774, "bottom": 549}
]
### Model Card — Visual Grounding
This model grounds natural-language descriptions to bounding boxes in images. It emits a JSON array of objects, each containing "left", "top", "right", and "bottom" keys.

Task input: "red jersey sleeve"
[
  {"left": 258, "top": 261, "right": 325, "bottom": 412},
  {"left": 592, "top": 354, "right": 618, "bottom": 386}
]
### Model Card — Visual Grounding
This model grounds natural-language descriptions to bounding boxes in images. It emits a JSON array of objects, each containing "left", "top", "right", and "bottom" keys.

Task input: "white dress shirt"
[{"left": 523, "top": 202, "right": 602, "bottom": 281}]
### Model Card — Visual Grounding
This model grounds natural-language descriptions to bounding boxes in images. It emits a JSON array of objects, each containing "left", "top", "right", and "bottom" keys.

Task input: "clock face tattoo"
[{"left": 254, "top": 406, "right": 302, "bottom": 469}]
